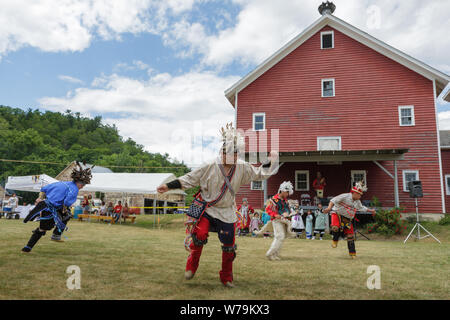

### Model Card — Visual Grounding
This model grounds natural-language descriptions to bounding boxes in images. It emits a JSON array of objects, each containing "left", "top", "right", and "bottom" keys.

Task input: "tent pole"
[{"left": 153, "top": 193, "right": 156, "bottom": 229}]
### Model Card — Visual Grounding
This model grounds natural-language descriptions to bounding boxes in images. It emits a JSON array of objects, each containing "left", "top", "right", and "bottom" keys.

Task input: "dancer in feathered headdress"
[
  {"left": 21, "top": 161, "right": 93, "bottom": 252},
  {"left": 264, "top": 181, "right": 296, "bottom": 261},
  {"left": 323, "top": 181, "right": 376, "bottom": 258},
  {"left": 157, "top": 123, "right": 278, "bottom": 287}
]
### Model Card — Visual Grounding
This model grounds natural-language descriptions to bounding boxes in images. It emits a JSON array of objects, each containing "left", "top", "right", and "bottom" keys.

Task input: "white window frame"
[
  {"left": 317, "top": 136, "right": 342, "bottom": 151},
  {"left": 251, "top": 181, "right": 263, "bottom": 191},
  {"left": 295, "top": 170, "right": 310, "bottom": 191},
  {"left": 398, "top": 106, "right": 415, "bottom": 126},
  {"left": 321, "top": 30, "right": 334, "bottom": 49},
  {"left": 445, "top": 175, "right": 450, "bottom": 196},
  {"left": 351, "top": 170, "right": 367, "bottom": 186},
  {"left": 321, "top": 78, "right": 335, "bottom": 97},
  {"left": 252, "top": 112, "right": 266, "bottom": 131},
  {"left": 403, "top": 170, "right": 419, "bottom": 192}
]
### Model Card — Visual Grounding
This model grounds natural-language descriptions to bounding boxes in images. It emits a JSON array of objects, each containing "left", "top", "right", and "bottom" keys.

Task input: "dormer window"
[{"left": 321, "top": 31, "right": 334, "bottom": 49}]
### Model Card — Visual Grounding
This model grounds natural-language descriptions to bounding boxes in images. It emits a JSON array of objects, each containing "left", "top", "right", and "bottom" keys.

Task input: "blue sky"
[{"left": 0, "top": 0, "right": 449, "bottom": 165}]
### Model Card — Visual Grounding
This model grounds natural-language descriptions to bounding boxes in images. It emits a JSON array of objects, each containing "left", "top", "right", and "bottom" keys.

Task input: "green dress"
[{"left": 314, "top": 210, "right": 327, "bottom": 230}]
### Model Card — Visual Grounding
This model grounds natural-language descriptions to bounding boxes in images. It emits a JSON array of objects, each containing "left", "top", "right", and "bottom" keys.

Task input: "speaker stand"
[{"left": 403, "top": 198, "right": 441, "bottom": 244}]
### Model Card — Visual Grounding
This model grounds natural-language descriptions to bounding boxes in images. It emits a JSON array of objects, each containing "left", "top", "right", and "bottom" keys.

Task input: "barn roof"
[
  {"left": 225, "top": 13, "right": 450, "bottom": 105},
  {"left": 246, "top": 148, "right": 408, "bottom": 162}
]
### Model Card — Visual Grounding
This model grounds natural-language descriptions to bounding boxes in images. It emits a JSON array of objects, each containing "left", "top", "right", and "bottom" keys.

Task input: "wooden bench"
[
  {"left": 121, "top": 215, "right": 137, "bottom": 224},
  {"left": 77, "top": 214, "right": 115, "bottom": 224}
]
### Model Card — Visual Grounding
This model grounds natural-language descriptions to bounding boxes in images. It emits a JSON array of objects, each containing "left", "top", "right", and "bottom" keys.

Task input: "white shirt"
[
  {"left": 330, "top": 193, "right": 368, "bottom": 219},
  {"left": 178, "top": 157, "right": 277, "bottom": 223},
  {"left": 8, "top": 197, "right": 18, "bottom": 208}
]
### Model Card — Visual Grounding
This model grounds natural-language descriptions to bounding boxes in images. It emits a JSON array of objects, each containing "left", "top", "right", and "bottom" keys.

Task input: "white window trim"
[
  {"left": 403, "top": 170, "right": 419, "bottom": 192},
  {"left": 321, "top": 30, "right": 334, "bottom": 49},
  {"left": 317, "top": 136, "right": 342, "bottom": 151},
  {"left": 295, "top": 170, "right": 310, "bottom": 191},
  {"left": 351, "top": 170, "right": 367, "bottom": 186},
  {"left": 252, "top": 112, "right": 266, "bottom": 131},
  {"left": 398, "top": 106, "right": 415, "bottom": 126},
  {"left": 321, "top": 78, "right": 335, "bottom": 97},
  {"left": 251, "top": 181, "right": 263, "bottom": 191},
  {"left": 445, "top": 175, "right": 450, "bottom": 196}
]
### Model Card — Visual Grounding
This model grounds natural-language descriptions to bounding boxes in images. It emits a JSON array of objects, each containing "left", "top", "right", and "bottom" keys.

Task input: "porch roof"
[{"left": 247, "top": 148, "right": 409, "bottom": 163}]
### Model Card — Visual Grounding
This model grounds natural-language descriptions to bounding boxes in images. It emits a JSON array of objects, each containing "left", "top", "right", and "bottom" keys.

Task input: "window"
[
  {"left": 403, "top": 170, "right": 419, "bottom": 192},
  {"left": 253, "top": 113, "right": 265, "bottom": 131},
  {"left": 321, "top": 31, "right": 334, "bottom": 49},
  {"left": 446, "top": 175, "right": 450, "bottom": 195},
  {"left": 317, "top": 136, "right": 341, "bottom": 151},
  {"left": 321, "top": 79, "right": 335, "bottom": 97},
  {"left": 398, "top": 106, "right": 415, "bottom": 126},
  {"left": 251, "top": 181, "right": 263, "bottom": 191},
  {"left": 351, "top": 170, "right": 367, "bottom": 187},
  {"left": 295, "top": 170, "right": 309, "bottom": 191}
]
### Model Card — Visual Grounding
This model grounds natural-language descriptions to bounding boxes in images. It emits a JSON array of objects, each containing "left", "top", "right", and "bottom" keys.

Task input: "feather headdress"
[
  {"left": 220, "top": 122, "right": 245, "bottom": 154},
  {"left": 71, "top": 161, "right": 94, "bottom": 184},
  {"left": 351, "top": 181, "right": 367, "bottom": 195},
  {"left": 278, "top": 181, "right": 294, "bottom": 195}
]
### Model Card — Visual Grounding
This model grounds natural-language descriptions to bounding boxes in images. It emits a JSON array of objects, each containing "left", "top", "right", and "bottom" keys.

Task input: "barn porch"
[{"left": 240, "top": 149, "right": 409, "bottom": 210}]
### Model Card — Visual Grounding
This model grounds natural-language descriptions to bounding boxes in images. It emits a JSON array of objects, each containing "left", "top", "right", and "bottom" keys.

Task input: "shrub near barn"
[{"left": 366, "top": 207, "right": 408, "bottom": 236}]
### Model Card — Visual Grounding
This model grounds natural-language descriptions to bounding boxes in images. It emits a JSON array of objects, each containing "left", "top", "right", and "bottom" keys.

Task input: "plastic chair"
[{"left": 300, "top": 194, "right": 311, "bottom": 206}]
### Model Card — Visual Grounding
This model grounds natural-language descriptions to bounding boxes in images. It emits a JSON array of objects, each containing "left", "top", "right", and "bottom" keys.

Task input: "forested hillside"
[{"left": 0, "top": 106, "right": 190, "bottom": 184}]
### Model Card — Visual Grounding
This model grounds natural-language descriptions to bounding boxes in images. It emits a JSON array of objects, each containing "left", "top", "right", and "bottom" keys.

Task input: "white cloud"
[
  {"left": 0, "top": 0, "right": 199, "bottom": 56},
  {"left": 39, "top": 71, "right": 240, "bottom": 166},
  {"left": 163, "top": 0, "right": 450, "bottom": 74},
  {"left": 439, "top": 111, "right": 450, "bottom": 130},
  {"left": 58, "top": 75, "right": 84, "bottom": 84}
]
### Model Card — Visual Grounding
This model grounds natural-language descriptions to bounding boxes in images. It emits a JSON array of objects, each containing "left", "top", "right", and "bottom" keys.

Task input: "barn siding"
[
  {"left": 441, "top": 149, "right": 450, "bottom": 211},
  {"left": 235, "top": 26, "right": 443, "bottom": 213}
]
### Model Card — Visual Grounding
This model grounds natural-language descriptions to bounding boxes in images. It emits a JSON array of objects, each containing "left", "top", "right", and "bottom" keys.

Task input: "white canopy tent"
[
  {"left": 6, "top": 173, "right": 186, "bottom": 225},
  {"left": 5, "top": 174, "right": 59, "bottom": 192},
  {"left": 6, "top": 173, "right": 185, "bottom": 196},
  {"left": 82, "top": 173, "right": 186, "bottom": 196}
]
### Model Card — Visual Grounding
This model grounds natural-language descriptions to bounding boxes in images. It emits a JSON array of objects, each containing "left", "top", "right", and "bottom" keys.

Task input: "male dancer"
[
  {"left": 265, "top": 181, "right": 294, "bottom": 261},
  {"left": 157, "top": 123, "right": 278, "bottom": 287},
  {"left": 22, "top": 162, "right": 93, "bottom": 252},
  {"left": 323, "top": 181, "right": 375, "bottom": 258}
]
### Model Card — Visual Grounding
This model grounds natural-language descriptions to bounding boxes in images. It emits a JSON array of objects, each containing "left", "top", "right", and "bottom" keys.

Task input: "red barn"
[{"left": 225, "top": 9, "right": 450, "bottom": 214}]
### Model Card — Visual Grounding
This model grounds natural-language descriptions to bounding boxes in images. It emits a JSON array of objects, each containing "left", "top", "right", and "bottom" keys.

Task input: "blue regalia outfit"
[{"left": 22, "top": 162, "right": 93, "bottom": 253}]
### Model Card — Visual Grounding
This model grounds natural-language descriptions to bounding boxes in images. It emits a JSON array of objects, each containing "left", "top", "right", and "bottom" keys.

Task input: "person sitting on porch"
[{"left": 312, "top": 172, "right": 326, "bottom": 202}]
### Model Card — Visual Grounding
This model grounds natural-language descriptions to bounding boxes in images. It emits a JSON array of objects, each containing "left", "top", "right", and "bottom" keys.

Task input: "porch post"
[
  {"left": 394, "top": 160, "right": 399, "bottom": 208},
  {"left": 263, "top": 180, "right": 268, "bottom": 205}
]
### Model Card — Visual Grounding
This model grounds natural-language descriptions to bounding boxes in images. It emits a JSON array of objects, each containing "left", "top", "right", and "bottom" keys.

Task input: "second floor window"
[
  {"left": 399, "top": 106, "right": 415, "bottom": 126},
  {"left": 322, "top": 79, "right": 335, "bottom": 97},
  {"left": 253, "top": 113, "right": 265, "bottom": 131}
]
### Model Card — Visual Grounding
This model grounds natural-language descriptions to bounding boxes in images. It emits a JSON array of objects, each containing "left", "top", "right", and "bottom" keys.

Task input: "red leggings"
[
  {"left": 186, "top": 214, "right": 236, "bottom": 284},
  {"left": 331, "top": 213, "right": 354, "bottom": 235}
]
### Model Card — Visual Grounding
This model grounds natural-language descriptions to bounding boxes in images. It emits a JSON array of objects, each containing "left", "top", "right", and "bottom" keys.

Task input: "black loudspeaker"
[{"left": 408, "top": 181, "right": 423, "bottom": 198}]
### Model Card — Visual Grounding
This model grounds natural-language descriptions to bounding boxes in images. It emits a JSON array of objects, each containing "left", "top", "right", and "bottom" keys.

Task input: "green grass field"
[{"left": 0, "top": 215, "right": 449, "bottom": 300}]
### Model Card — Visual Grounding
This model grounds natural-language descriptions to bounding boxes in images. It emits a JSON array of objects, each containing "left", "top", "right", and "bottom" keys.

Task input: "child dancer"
[
  {"left": 305, "top": 210, "right": 314, "bottom": 239},
  {"left": 314, "top": 204, "right": 327, "bottom": 240}
]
